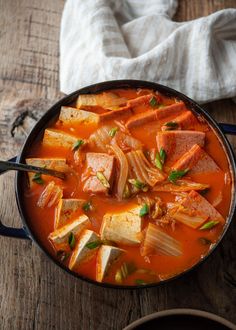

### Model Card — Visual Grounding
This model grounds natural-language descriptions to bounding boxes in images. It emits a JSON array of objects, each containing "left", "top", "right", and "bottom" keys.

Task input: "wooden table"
[{"left": 0, "top": 1, "right": 235, "bottom": 329}]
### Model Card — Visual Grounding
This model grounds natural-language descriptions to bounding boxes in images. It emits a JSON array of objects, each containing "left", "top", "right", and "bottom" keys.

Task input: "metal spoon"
[{"left": 0, "top": 160, "right": 65, "bottom": 180}]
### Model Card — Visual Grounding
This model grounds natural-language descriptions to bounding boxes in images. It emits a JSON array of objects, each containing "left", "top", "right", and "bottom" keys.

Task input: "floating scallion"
[
  {"left": 128, "top": 179, "right": 148, "bottom": 192},
  {"left": 72, "top": 139, "right": 84, "bottom": 151},
  {"left": 68, "top": 232, "right": 76, "bottom": 250},
  {"left": 86, "top": 240, "right": 102, "bottom": 249},
  {"left": 164, "top": 121, "right": 179, "bottom": 130},
  {"left": 149, "top": 96, "right": 158, "bottom": 108},
  {"left": 139, "top": 204, "right": 149, "bottom": 217},
  {"left": 108, "top": 127, "right": 118, "bottom": 137},
  {"left": 32, "top": 173, "right": 44, "bottom": 185},
  {"left": 168, "top": 168, "right": 189, "bottom": 184},
  {"left": 199, "top": 221, "right": 219, "bottom": 230},
  {"left": 96, "top": 172, "right": 110, "bottom": 188}
]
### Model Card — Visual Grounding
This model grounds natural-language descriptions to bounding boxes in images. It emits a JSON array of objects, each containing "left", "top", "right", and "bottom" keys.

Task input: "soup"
[{"left": 23, "top": 88, "right": 232, "bottom": 286}]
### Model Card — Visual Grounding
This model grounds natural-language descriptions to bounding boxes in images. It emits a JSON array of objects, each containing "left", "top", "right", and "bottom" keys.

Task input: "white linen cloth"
[{"left": 60, "top": 0, "right": 236, "bottom": 103}]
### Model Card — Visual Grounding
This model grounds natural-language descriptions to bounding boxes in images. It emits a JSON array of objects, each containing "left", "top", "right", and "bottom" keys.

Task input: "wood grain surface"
[{"left": 0, "top": 1, "right": 236, "bottom": 329}]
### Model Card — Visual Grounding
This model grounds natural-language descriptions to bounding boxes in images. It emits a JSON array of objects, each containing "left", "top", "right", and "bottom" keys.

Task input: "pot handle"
[
  {"left": 219, "top": 123, "right": 236, "bottom": 135},
  {"left": 0, "top": 156, "right": 30, "bottom": 239}
]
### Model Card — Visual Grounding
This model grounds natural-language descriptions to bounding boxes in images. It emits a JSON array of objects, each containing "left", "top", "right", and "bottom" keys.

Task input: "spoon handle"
[{"left": 0, "top": 160, "right": 65, "bottom": 180}]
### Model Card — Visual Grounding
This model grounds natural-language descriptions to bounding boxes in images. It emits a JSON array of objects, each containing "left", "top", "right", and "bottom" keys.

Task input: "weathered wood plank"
[{"left": 0, "top": 1, "right": 236, "bottom": 330}]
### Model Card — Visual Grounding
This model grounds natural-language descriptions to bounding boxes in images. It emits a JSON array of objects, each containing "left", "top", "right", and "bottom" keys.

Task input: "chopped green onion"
[
  {"left": 164, "top": 121, "right": 179, "bottom": 130},
  {"left": 135, "top": 279, "right": 147, "bottom": 286},
  {"left": 56, "top": 250, "right": 70, "bottom": 262},
  {"left": 115, "top": 262, "right": 136, "bottom": 284},
  {"left": 96, "top": 172, "right": 110, "bottom": 188},
  {"left": 109, "top": 127, "right": 118, "bottom": 137},
  {"left": 123, "top": 184, "right": 131, "bottom": 199},
  {"left": 82, "top": 201, "right": 92, "bottom": 212},
  {"left": 199, "top": 221, "right": 219, "bottom": 230},
  {"left": 139, "top": 204, "right": 149, "bottom": 217},
  {"left": 72, "top": 139, "right": 84, "bottom": 151},
  {"left": 198, "top": 237, "right": 212, "bottom": 245},
  {"left": 200, "top": 188, "right": 210, "bottom": 196},
  {"left": 68, "top": 232, "right": 76, "bottom": 250},
  {"left": 149, "top": 96, "right": 158, "bottom": 108},
  {"left": 155, "top": 152, "right": 163, "bottom": 170},
  {"left": 86, "top": 240, "right": 102, "bottom": 249},
  {"left": 168, "top": 168, "right": 189, "bottom": 184},
  {"left": 128, "top": 179, "right": 148, "bottom": 192},
  {"left": 159, "top": 147, "right": 167, "bottom": 164},
  {"left": 32, "top": 173, "right": 44, "bottom": 185},
  {"left": 155, "top": 148, "right": 166, "bottom": 170}
]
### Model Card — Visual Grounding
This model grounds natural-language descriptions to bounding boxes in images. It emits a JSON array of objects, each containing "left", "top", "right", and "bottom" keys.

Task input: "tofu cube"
[
  {"left": 59, "top": 106, "right": 99, "bottom": 125},
  {"left": 100, "top": 206, "right": 143, "bottom": 245},
  {"left": 43, "top": 128, "right": 79, "bottom": 149},
  {"left": 69, "top": 230, "right": 100, "bottom": 269},
  {"left": 55, "top": 198, "right": 86, "bottom": 228},
  {"left": 25, "top": 158, "right": 67, "bottom": 187},
  {"left": 49, "top": 215, "right": 90, "bottom": 250},
  {"left": 76, "top": 92, "right": 127, "bottom": 110},
  {"left": 96, "top": 245, "right": 124, "bottom": 282}
]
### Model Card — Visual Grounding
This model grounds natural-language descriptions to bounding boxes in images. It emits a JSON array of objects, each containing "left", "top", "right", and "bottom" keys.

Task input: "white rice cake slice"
[
  {"left": 96, "top": 245, "right": 124, "bottom": 282},
  {"left": 100, "top": 206, "right": 143, "bottom": 246},
  {"left": 55, "top": 198, "right": 86, "bottom": 229},
  {"left": 49, "top": 215, "right": 90, "bottom": 249},
  {"left": 59, "top": 106, "right": 99, "bottom": 125},
  {"left": 25, "top": 157, "right": 67, "bottom": 187},
  {"left": 69, "top": 229, "right": 100, "bottom": 270},
  {"left": 43, "top": 128, "right": 79, "bottom": 149}
]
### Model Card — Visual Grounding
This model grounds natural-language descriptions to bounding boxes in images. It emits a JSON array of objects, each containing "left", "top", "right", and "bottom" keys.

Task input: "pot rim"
[
  {"left": 122, "top": 308, "right": 236, "bottom": 329},
  {"left": 15, "top": 79, "right": 236, "bottom": 289}
]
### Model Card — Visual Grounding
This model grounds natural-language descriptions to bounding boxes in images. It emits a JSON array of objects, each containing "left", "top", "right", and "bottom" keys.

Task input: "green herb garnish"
[
  {"left": 199, "top": 221, "right": 219, "bottom": 230},
  {"left": 135, "top": 279, "right": 147, "bottom": 286},
  {"left": 109, "top": 127, "right": 118, "bottom": 137},
  {"left": 149, "top": 96, "right": 158, "bottom": 108},
  {"left": 164, "top": 121, "right": 179, "bottom": 130},
  {"left": 155, "top": 148, "right": 166, "bottom": 170},
  {"left": 155, "top": 152, "right": 163, "bottom": 170},
  {"left": 139, "top": 204, "right": 149, "bottom": 217},
  {"left": 168, "top": 168, "right": 189, "bottom": 184},
  {"left": 86, "top": 240, "right": 102, "bottom": 249},
  {"left": 96, "top": 172, "right": 110, "bottom": 188},
  {"left": 68, "top": 232, "right": 76, "bottom": 250},
  {"left": 57, "top": 250, "right": 70, "bottom": 262},
  {"left": 32, "top": 173, "right": 44, "bottom": 185},
  {"left": 123, "top": 184, "right": 131, "bottom": 199},
  {"left": 128, "top": 179, "right": 148, "bottom": 192},
  {"left": 198, "top": 237, "right": 212, "bottom": 245},
  {"left": 72, "top": 139, "right": 84, "bottom": 151},
  {"left": 82, "top": 201, "right": 92, "bottom": 212},
  {"left": 115, "top": 262, "right": 136, "bottom": 284},
  {"left": 200, "top": 188, "right": 210, "bottom": 196},
  {"left": 159, "top": 147, "right": 167, "bottom": 163}
]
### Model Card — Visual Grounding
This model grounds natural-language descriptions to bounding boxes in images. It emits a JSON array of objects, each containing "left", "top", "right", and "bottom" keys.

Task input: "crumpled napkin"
[{"left": 60, "top": 0, "right": 236, "bottom": 103}]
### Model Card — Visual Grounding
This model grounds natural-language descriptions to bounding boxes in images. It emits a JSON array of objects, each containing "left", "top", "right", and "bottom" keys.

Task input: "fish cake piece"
[{"left": 156, "top": 130, "right": 205, "bottom": 164}]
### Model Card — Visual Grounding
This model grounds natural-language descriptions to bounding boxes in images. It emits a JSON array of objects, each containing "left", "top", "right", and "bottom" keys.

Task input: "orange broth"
[{"left": 23, "top": 88, "right": 232, "bottom": 286}]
